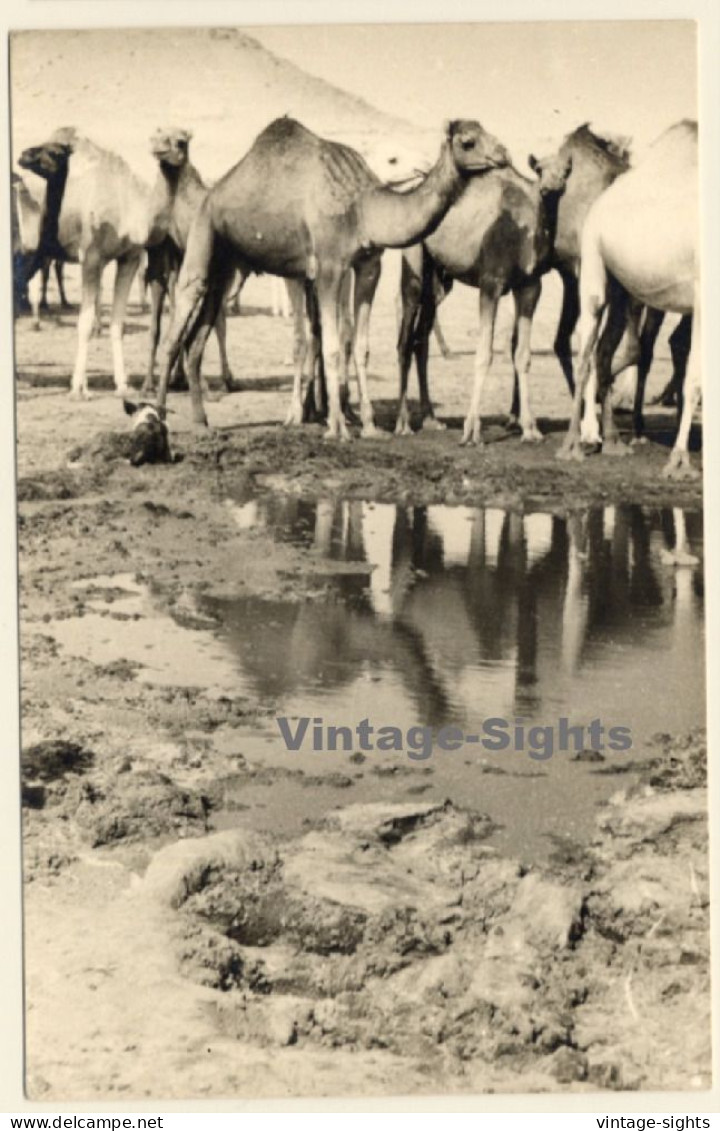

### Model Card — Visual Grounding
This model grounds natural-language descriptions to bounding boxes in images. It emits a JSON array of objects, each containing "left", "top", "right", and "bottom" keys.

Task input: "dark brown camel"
[
  {"left": 153, "top": 116, "right": 510, "bottom": 437},
  {"left": 396, "top": 153, "right": 572, "bottom": 442},
  {"left": 145, "top": 128, "right": 233, "bottom": 392}
]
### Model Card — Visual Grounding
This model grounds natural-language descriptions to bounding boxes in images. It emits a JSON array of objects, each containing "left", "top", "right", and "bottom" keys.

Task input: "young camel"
[
  {"left": 145, "top": 128, "right": 234, "bottom": 392},
  {"left": 396, "top": 153, "right": 572, "bottom": 442},
  {"left": 558, "top": 121, "right": 699, "bottom": 478},
  {"left": 155, "top": 116, "right": 510, "bottom": 437},
  {"left": 18, "top": 127, "right": 151, "bottom": 398}
]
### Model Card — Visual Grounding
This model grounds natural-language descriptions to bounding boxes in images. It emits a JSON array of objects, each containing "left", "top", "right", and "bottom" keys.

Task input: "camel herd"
[{"left": 14, "top": 113, "right": 700, "bottom": 478}]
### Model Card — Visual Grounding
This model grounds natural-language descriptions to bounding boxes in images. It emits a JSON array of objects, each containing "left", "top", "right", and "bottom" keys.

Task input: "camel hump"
[{"left": 253, "top": 116, "right": 316, "bottom": 151}]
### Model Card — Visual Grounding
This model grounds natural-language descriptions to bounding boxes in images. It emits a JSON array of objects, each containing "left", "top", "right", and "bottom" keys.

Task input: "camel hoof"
[
  {"left": 520, "top": 427, "right": 544, "bottom": 444},
  {"left": 556, "top": 440, "right": 585, "bottom": 462},
  {"left": 114, "top": 385, "right": 131, "bottom": 399},
  {"left": 630, "top": 436, "right": 648, "bottom": 446},
  {"left": 601, "top": 439, "right": 632, "bottom": 457},
  {"left": 190, "top": 417, "right": 209, "bottom": 432},
  {"left": 422, "top": 416, "right": 446, "bottom": 432},
  {"left": 284, "top": 402, "right": 304, "bottom": 427},
  {"left": 660, "top": 547, "right": 700, "bottom": 567},
  {"left": 662, "top": 452, "right": 699, "bottom": 481},
  {"left": 394, "top": 420, "right": 413, "bottom": 437},
  {"left": 68, "top": 388, "right": 92, "bottom": 402},
  {"left": 365, "top": 426, "right": 389, "bottom": 441}
]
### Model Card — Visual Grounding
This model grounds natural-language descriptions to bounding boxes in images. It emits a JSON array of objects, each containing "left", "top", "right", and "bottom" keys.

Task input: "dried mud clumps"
[{"left": 144, "top": 733, "right": 710, "bottom": 1090}]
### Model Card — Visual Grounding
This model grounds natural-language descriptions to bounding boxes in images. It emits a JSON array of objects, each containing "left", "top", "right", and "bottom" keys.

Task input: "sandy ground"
[{"left": 15, "top": 272, "right": 710, "bottom": 1100}]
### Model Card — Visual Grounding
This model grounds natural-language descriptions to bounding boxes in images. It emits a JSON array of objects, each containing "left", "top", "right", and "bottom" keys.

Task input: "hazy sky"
[{"left": 253, "top": 21, "right": 697, "bottom": 156}]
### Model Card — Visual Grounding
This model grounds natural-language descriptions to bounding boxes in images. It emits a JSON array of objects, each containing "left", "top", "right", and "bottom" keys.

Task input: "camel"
[
  {"left": 396, "top": 151, "right": 572, "bottom": 441},
  {"left": 557, "top": 121, "right": 699, "bottom": 478},
  {"left": 11, "top": 172, "right": 43, "bottom": 328},
  {"left": 529, "top": 125, "right": 691, "bottom": 439},
  {"left": 18, "top": 127, "right": 152, "bottom": 398},
  {"left": 154, "top": 116, "right": 510, "bottom": 436},
  {"left": 145, "top": 128, "right": 234, "bottom": 392}
]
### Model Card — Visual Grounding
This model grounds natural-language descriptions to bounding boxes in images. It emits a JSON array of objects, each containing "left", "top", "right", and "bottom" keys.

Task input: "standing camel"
[
  {"left": 557, "top": 121, "right": 699, "bottom": 478},
  {"left": 154, "top": 116, "right": 510, "bottom": 437},
  {"left": 528, "top": 125, "right": 691, "bottom": 439},
  {"left": 18, "top": 127, "right": 151, "bottom": 398},
  {"left": 396, "top": 152, "right": 572, "bottom": 442},
  {"left": 145, "top": 128, "right": 234, "bottom": 392}
]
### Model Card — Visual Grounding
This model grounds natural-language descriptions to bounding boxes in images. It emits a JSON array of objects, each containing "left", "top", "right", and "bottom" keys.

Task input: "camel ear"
[
  {"left": 528, "top": 154, "right": 540, "bottom": 174},
  {"left": 443, "top": 120, "right": 455, "bottom": 140},
  {"left": 564, "top": 154, "right": 573, "bottom": 177}
]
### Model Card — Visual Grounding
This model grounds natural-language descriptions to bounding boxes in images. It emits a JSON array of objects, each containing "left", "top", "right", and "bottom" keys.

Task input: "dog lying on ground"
[{"left": 123, "top": 400, "right": 172, "bottom": 466}]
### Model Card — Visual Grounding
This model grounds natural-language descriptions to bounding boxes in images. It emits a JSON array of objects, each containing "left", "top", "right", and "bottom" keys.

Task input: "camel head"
[
  {"left": 18, "top": 141, "right": 72, "bottom": 182},
  {"left": 150, "top": 128, "right": 193, "bottom": 168},
  {"left": 443, "top": 120, "right": 510, "bottom": 176},
  {"left": 528, "top": 152, "right": 573, "bottom": 198}
]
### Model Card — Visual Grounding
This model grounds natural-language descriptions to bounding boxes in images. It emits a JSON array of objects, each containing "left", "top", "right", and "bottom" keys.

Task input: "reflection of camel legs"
[
  {"left": 664, "top": 286, "right": 700, "bottom": 479},
  {"left": 352, "top": 255, "right": 382, "bottom": 436},
  {"left": 511, "top": 280, "right": 542, "bottom": 442},
  {"left": 70, "top": 253, "right": 104, "bottom": 399},
  {"left": 461, "top": 288, "right": 497, "bottom": 446},
  {"left": 109, "top": 252, "right": 141, "bottom": 397}
]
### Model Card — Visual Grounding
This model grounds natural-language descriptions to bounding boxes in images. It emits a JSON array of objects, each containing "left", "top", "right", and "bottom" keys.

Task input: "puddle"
[
  {"left": 207, "top": 497, "right": 705, "bottom": 857},
  {"left": 36, "top": 497, "right": 705, "bottom": 861}
]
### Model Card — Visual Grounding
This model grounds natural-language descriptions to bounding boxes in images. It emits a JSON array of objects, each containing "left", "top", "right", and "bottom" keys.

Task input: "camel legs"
[
  {"left": 285, "top": 278, "right": 311, "bottom": 426},
  {"left": 594, "top": 279, "right": 630, "bottom": 454},
  {"left": 553, "top": 269, "right": 580, "bottom": 398},
  {"left": 352, "top": 254, "right": 382, "bottom": 436},
  {"left": 213, "top": 302, "right": 235, "bottom": 392},
  {"left": 109, "top": 252, "right": 142, "bottom": 397},
  {"left": 511, "top": 281, "right": 543, "bottom": 442},
  {"left": 70, "top": 252, "right": 104, "bottom": 399},
  {"left": 28, "top": 269, "right": 42, "bottom": 331},
  {"left": 664, "top": 288, "right": 700, "bottom": 479},
  {"left": 145, "top": 276, "right": 169, "bottom": 392},
  {"left": 316, "top": 266, "right": 350, "bottom": 441},
  {"left": 557, "top": 269, "right": 605, "bottom": 460},
  {"left": 56, "top": 261, "right": 71, "bottom": 309},
  {"left": 630, "top": 307, "right": 665, "bottom": 440},
  {"left": 461, "top": 288, "right": 498, "bottom": 446},
  {"left": 396, "top": 245, "right": 427, "bottom": 436},
  {"left": 183, "top": 262, "right": 237, "bottom": 427}
]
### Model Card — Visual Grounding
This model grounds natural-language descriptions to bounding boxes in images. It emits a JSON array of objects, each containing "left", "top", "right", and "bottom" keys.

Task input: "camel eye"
[
  {"left": 388, "top": 157, "right": 398, "bottom": 166},
  {"left": 460, "top": 138, "right": 476, "bottom": 151}
]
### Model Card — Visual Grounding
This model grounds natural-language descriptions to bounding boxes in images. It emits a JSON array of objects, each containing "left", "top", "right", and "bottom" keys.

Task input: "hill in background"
[{"left": 10, "top": 27, "right": 439, "bottom": 186}]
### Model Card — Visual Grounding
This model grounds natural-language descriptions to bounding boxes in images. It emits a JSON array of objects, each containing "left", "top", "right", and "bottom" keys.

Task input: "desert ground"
[{"left": 15, "top": 261, "right": 709, "bottom": 1100}]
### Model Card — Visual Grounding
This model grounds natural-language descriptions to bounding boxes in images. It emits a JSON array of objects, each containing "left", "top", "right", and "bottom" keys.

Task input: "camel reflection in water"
[{"left": 213, "top": 497, "right": 703, "bottom": 728}]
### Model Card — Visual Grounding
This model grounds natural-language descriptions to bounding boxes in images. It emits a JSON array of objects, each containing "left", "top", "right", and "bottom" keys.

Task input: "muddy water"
[
  {"left": 207, "top": 498, "right": 705, "bottom": 859},
  {"left": 43, "top": 498, "right": 705, "bottom": 862}
]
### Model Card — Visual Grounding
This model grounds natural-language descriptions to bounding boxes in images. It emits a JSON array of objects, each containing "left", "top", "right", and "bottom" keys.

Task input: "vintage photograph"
[{"left": 10, "top": 20, "right": 708, "bottom": 1101}]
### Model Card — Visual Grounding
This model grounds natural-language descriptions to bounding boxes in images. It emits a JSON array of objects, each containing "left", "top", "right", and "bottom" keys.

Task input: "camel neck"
[
  {"left": 359, "top": 144, "right": 465, "bottom": 250},
  {"left": 33, "top": 164, "right": 68, "bottom": 270},
  {"left": 532, "top": 187, "right": 563, "bottom": 274}
]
